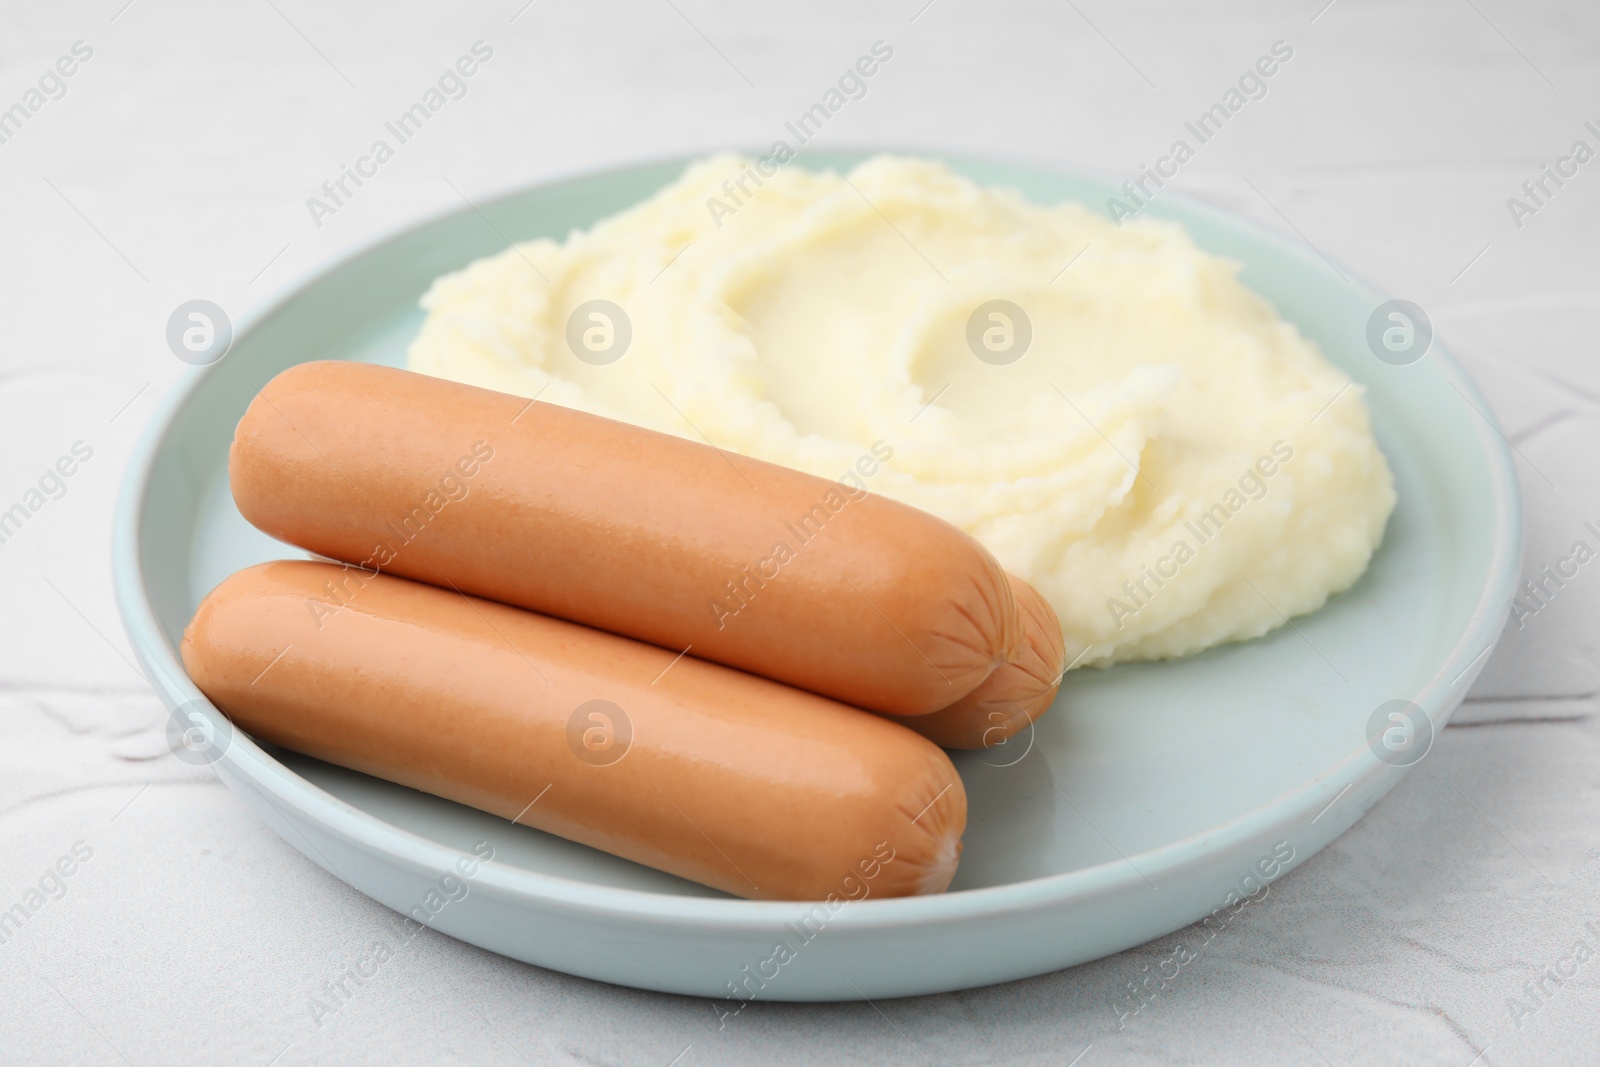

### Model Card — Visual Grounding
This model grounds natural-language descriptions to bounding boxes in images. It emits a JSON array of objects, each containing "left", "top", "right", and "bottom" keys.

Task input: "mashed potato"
[{"left": 408, "top": 155, "right": 1395, "bottom": 667}]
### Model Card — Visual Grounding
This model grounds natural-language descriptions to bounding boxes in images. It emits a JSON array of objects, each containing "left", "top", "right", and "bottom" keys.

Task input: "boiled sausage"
[
  {"left": 230, "top": 361, "right": 1019, "bottom": 717},
  {"left": 180, "top": 560, "right": 967, "bottom": 900}
]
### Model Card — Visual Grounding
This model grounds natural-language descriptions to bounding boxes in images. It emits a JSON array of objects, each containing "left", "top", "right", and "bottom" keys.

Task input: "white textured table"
[{"left": 2, "top": 2, "right": 1596, "bottom": 1063}]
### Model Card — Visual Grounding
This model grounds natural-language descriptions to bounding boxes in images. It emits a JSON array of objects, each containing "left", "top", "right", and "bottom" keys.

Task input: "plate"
[{"left": 113, "top": 153, "right": 1521, "bottom": 1001}]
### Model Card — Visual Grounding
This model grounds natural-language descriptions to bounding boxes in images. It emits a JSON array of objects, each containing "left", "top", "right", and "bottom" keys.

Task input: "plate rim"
[{"left": 112, "top": 150, "right": 1523, "bottom": 931}]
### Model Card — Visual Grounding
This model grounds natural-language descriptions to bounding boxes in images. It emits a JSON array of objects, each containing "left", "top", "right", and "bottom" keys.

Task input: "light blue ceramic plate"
[{"left": 113, "top": 154, "right": 1520, "bottom": 1001}]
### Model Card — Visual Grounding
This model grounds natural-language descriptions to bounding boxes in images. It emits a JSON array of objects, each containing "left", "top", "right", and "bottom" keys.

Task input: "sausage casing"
[
  {"left": 899, "top": 575, "right": 1066, "bottom": 750},
  {"left": 228, "top": 362, "right": 1020, "bottom": 717},
  {"left": 180, "top": 560, "right": 967, "bottom": 900},
  {"left": 230, "top": 361, "right": 1017, "bottom": 716}
]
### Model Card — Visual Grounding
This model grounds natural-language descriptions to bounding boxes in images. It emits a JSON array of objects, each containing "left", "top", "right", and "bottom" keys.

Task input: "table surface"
[{"left": 2, "top": 2, "right": 1597, "bottom": 1064}]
